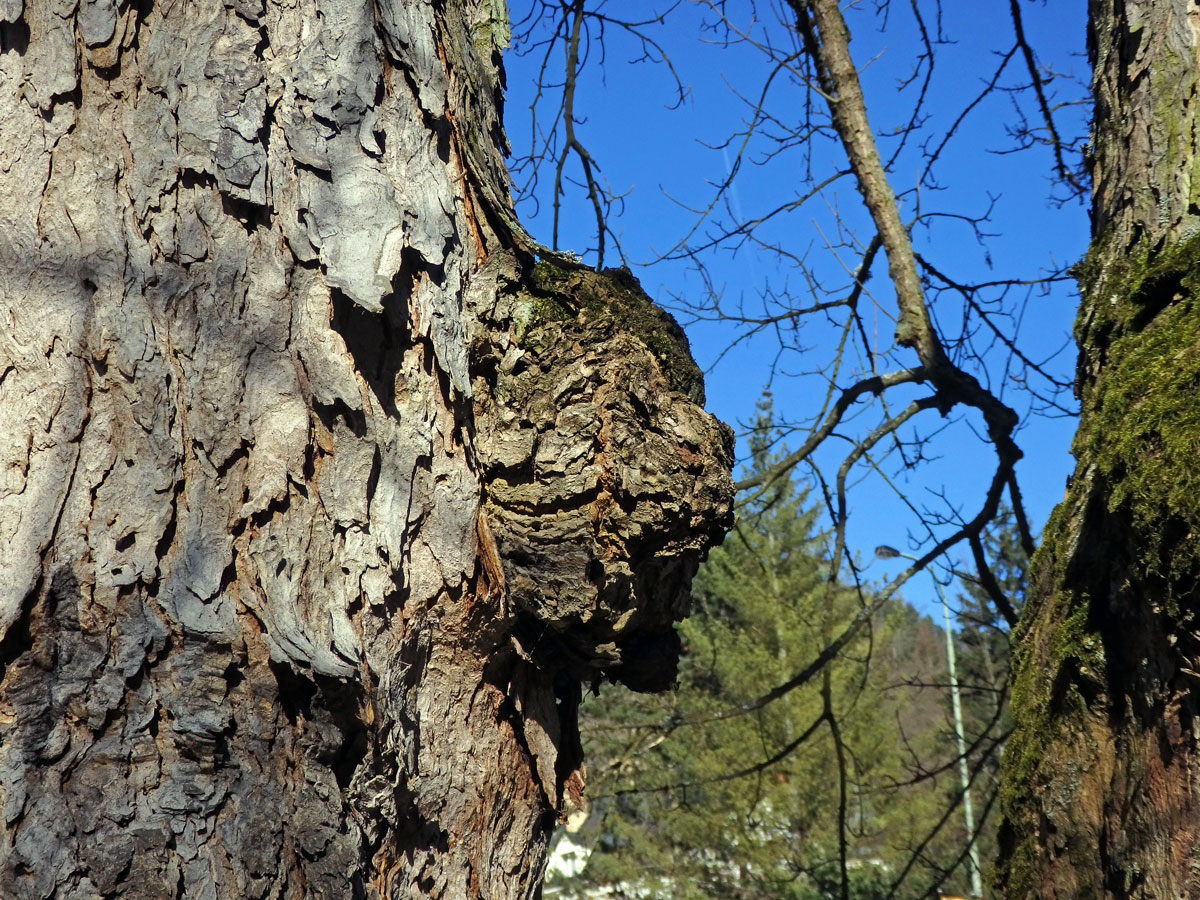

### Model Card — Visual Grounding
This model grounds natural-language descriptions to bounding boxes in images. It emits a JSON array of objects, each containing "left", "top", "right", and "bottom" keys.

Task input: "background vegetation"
[{"left": 547, "top": 405, "right": 1026, "bottom": 899}]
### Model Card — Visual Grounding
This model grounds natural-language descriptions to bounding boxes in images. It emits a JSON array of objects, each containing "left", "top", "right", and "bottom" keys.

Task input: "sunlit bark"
[{"left": 0, "top": 1, "right": 732, "bottom": 896}]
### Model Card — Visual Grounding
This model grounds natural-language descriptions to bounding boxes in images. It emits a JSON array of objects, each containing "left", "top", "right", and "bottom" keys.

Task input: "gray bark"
[{"left": 0, "top": 2, "right": 733, "bottom": 897}]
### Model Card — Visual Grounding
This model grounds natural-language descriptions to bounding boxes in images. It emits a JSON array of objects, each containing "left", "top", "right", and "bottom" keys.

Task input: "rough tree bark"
[
  {"left": 0, "top": 1, "right": 733, "bottom": 897},
  {"left": 998, "top": 1, "right": 1200, "bottom": 897}
]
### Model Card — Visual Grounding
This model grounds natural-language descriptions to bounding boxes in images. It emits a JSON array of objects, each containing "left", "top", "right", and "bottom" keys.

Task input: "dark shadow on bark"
[
  {"left": 330, "top": 278, "right": 414, "bottom": 417},
  {"left": 270, "top": 658, "right": 319, "bottom": 723},
  {"left": 0, "top": 584, "right": 38, "bottom": 682},
  {"left": 0, "top": 20, "right": 29, "bottom": 55}
]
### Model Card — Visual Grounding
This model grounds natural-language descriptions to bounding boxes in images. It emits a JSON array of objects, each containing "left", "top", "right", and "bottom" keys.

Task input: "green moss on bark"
[
  {"left": 1075, "top": 232, "right": 1200, "bottom": 343},
  {"left": 522, "top": 259, "right": 706, "bottom": 403},
  {"left": 999, "top": 488, "right": 1107, "bottom": 897},
  {"left": 999, "top": 233, "right": 1200, "bottom": 898},
  {"left": 1075, "top": 233, "right": 1200, "bottom": 586}
]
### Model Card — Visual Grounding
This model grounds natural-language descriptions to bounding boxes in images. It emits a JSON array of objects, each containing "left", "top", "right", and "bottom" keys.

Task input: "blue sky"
[{"left": 502, "top": 0, "right": 1090, "bottom": 606}]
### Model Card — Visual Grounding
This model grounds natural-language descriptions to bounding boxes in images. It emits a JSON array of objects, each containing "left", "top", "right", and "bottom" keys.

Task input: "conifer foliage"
[{"left": 549, "top": 410, "right": 1018, "bottom": 899}]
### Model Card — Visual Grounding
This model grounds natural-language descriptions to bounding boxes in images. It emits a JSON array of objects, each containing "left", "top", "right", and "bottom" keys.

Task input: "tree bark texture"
[
  {"left": 997, "top": 1, "right": 1200, "bottom": 897},
  {"left": 0, "top": 2, "right": 734, "bottom": 897}
]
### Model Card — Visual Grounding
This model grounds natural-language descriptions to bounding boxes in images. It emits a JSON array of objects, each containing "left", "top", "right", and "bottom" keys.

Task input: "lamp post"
[{"left": 876, "top": 547, "right": 983, "bottom": 900}]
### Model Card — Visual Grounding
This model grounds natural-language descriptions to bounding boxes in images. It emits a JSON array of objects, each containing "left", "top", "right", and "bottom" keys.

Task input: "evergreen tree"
[{"left": 549, "top": 408, "right": 989, "bottom": 899}]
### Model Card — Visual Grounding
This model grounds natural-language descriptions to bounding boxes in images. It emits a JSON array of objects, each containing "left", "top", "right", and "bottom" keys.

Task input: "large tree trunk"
[
  {"left": 0, "top": 2, "right": 733, "bottom": 897},
  {"left": 997, "top": 1, "right": 1200, "bottom": 897}
]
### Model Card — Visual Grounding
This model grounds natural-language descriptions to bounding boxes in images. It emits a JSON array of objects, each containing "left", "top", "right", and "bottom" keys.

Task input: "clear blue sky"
[{"left": 502, "top": 0, "right": 1090, "bottom": 607}]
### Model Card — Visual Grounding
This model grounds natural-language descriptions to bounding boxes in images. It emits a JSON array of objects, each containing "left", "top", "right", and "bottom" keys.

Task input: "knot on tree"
[{"left": 473, "top": 259, "right": 734, "bottom": 692}]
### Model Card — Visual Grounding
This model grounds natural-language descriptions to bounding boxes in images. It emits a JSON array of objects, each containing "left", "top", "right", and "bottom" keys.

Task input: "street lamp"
[{"left": 876, "top": 546, "right": 983, "bottom": 900}]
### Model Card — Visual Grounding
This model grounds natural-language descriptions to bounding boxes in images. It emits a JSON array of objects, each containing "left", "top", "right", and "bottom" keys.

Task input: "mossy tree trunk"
[
  {"left": 997, "top": 1, "right": 1200, "bottom": 897},
  {"left": 0, "top": 1, "right": 732, "bottom": 897}
]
